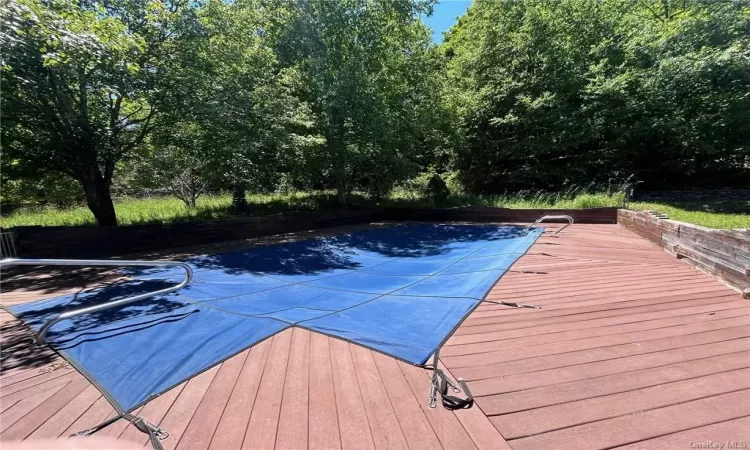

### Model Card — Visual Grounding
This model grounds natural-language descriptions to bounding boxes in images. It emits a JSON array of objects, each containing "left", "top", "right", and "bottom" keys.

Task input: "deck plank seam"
[
  {"left": 606, "top": 414, "right": 750, "bottom": 449},
  {"left": 481, "top": 365, "right": 750, "bottom": 416},
  {"left": 369, "top": 346, "right": 411, "bottom": 449},
  {"left": 171, "top": 363, "right": 222, "bottom": 448},
  {"left": 503, "top": 386, "right": 750, "bottom": 443},
  {"left": 464, "top": 332, "right": 750, "bottom": 383},
  {"left": 455, "top": 300, "right": 748, "bottom": 337},
  {"left": 448, "top": 308, "right": 750, "bottom": 360},
  {"left": 346, "top": 341, "right": 377, "bottom": 450},
  {"left": 237, "top": 340, "right": 273, "bottom": 450},
  {"left": 269, "top": 331, "right": 294, "bottom": 450},
  {"left": 463, "top": 301, "right": 747, "bottom": 331},
  {"left": 446, "top": 306, "right": 747, "bottom": 353},
  {"left": 205, "top": 349, "right": 250, "bottom": 450},
  {"left": 326, "top": 336, "right": 345, "bottom": 450},
  {"left": 468, "top": 339, "right": 750, "bottom": 398}
]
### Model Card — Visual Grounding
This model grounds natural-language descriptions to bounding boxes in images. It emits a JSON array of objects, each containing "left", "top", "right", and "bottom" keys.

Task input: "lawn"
[
  {"left": 0, "top": 190, "right": 625, "bottom": 228},
  {"left": 630, "top": 200, "right": 750, "bottom": 229}
]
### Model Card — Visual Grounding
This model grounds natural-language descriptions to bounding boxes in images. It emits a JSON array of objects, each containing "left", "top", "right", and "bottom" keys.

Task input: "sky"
[{"left": 422, "top": 0, "right": 472, "bottom": 44}]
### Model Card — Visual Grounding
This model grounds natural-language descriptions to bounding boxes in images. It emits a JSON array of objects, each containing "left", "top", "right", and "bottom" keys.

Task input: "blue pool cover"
[{"left": 8, "top": 224, "right": 542, "bottom": 412}]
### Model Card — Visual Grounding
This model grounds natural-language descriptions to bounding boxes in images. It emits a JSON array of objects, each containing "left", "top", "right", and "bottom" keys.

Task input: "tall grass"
[{"left": 0, "top": 189, "right": 624, "bottom": 228}]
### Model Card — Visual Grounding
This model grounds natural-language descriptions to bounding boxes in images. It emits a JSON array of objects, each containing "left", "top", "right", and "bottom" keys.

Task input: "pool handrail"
[
  {"left": 522, "top": 214, "right": 574, "bottom": 235},
  {"left": 0, "top": 258, "right": 193, "bottom": 346}
]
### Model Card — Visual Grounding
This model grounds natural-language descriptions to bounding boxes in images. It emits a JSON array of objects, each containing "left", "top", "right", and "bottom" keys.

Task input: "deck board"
[
  {"left": 243, "top": 330, "right": 292, "bottom": 450},
  {"left": 442, "top": 224, "right": 750, "bottom": 449},
  {"left": 2, "top": 223, "right": 749, "bottom": 449},
  {"left": 177, "top": 349, "right": 248, "bottom": 450},
  {"left": 370, "top": 352, "right": 442, "bottom": 450},
  {"left": 509, "top": 389, "right": 750, "bottom": 450},
  {"left": 350, "top": 345, "right": 410, "bottom": 450},
  {"left": 275, "top": 328, "right": 311, "bottom": 450},
  {"left": 492, "top": 368, "right": 750, "bottom": 439},
  {"left": 209, "top": 340, "right": 271, "bottom": 450},
  {"left": 329, "top": 338, "right": 376, "bottom": 450},
  {"left": 306, "top": 333, "right": 342, "bottom": 450}
]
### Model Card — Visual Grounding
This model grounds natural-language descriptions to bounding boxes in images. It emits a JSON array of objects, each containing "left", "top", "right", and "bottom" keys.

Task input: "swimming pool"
[{"left": 7, "top": 223, "right": 542, "bottom": 412}]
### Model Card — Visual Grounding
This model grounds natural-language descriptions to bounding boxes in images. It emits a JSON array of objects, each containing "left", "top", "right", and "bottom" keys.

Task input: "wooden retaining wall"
[
  {"left": 5, "top": 206, "right": 618, "bottom": 258},
  {"left": 383, "top": 206, "right": 618, "bottom": 223},
  {"left": 618, "top": 209, "right": 750, "bottom": 298},
  {"left": 8, "top": 209, "right": 383, "bottom": 259}
]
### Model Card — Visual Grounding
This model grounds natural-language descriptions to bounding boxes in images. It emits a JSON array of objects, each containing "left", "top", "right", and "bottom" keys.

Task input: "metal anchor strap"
[
  {"left": 431, "top": 368, "right": 474, "bottom": 410},
  {"left": 72, "top": 412, "right": 168, "bottom": 450}
]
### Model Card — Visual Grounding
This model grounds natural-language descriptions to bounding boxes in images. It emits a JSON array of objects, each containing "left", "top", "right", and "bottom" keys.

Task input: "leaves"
[
  {"left": 443, "top": 0, "right": 750, "bottom": 191},
  {"left": 2, "top": 0, "right": 748, "bottom": 223}
]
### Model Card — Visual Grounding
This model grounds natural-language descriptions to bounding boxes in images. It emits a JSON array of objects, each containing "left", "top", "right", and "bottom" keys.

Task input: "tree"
[
  {"left": 275, "top": 0, "right": 441, "bottom": 203},
  {"left": 442, "top": 0, "right": 750, "bottom": 192},
  {"left": 149, "top": 141, "right": 209, "bottom": 208},
  {"left": 157, "top": 0, "right": 323, "bottom": 213},
  {"left": 1, "top": 0, "right": 198, "bottom": 225}
]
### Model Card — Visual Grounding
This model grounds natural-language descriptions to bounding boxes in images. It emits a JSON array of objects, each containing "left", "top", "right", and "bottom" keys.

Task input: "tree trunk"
[
  {"left": 81, "top": 173, "right": 118, "bottom": 226},
  {"left": 336, "top": 188, "right": 347, "bottom": 205}
]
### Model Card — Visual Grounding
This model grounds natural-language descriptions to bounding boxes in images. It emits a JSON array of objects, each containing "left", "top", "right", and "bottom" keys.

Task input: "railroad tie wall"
[{"left": 618, "top": 209, "right": 750, "bottom": 298}]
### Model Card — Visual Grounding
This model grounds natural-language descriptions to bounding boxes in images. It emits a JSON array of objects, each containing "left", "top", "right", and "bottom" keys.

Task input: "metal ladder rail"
[
  {"left": 522, "top": 214, "right": 575, "bottom": 235},
  {"left": 0, "top": 258, "right": 193, "bottom": 346},
  {"left": 0, "top": 232, "right": 17, "bottom": 260}
]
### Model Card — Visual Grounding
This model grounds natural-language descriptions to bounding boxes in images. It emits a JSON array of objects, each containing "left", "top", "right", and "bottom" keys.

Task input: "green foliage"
[
  {"left": 2, "top": 0, "right": 748, "bottom": 226},
  {"left": 426, "top": 174, "right": 450, "bottom": 204},
  {"left": 0, "top": 189, "right": 624, "bottom": 228},
  {"left": 442, "top": 0, "right": 750, "bottom": 192},
  {"left": 6, "top": 190, "right": 745, "bottom": 229},
  {"left": 275, "top": 0, "right": 444, "bottom": 201},
  {"left": 400, "top": 170, "right": 451, "bottom": 204},
  {"left": 0, "top": 171, "right": 82, "bottom": 208},
  {"left": 160, "top": 0, "right": 323, "bottom": 202},
  {"left": 1, "top": 0, "right": 200, "bottom": 224}
]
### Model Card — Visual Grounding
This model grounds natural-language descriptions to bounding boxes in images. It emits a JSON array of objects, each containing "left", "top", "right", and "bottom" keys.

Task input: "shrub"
[{"left": 426, "top": 174, "right": 450, "bottom": 204}]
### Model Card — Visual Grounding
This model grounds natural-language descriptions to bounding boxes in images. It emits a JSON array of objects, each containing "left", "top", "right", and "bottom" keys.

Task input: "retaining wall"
[
  {"left": 618, "top": 209, "right": 749, "bottom": 298},
  {"left": 6, "top": 206, "right": 618, "bottom": 258},
  {"left": 8, "top": 209, "right": 382, "bottom": 258},
  {"left": 383, "top": 206, "right": 618, "bottom": 223}
]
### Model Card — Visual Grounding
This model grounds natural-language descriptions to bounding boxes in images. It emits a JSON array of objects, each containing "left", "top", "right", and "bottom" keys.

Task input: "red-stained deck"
[{"left": 1, "top": 224, "right": 749, "bottom": 449}]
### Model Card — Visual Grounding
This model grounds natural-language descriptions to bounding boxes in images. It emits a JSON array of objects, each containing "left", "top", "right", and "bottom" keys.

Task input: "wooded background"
[{"left": 2, "top": 0, "right": 748, "bottom": 225}]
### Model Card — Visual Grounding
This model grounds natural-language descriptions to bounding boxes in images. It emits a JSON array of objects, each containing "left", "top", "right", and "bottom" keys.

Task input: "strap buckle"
[
  {"left": 132, "top": 417, "right": 169, "bottom": 440},
  {"left": 429, "top": 368, "right": 474, "bottom": 410}
]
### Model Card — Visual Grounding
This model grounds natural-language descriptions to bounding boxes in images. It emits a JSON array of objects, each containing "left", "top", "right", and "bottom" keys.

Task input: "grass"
[
  {"left": 0, "top": 189, "right": 624, "bottom": 228},
  {"left": 630, "top": 200, "right": 750, "bottom": 229},
  {"left": 4, "top": 188, "right": 746, "bottom": 229},
  {"left": 3, "top": 185, "right": 746, "bottom": 230}
]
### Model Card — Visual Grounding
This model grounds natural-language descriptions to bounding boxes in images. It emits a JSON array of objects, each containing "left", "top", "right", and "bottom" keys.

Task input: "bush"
[
  {"left": 1, "top": 172, "right": 83, "bottom": 208},
  {"left": 400, "top": 170, "right": 460, "bottom": 200},
  {"left": 426, "top": 174, "right": 450, "bottom": 204}
]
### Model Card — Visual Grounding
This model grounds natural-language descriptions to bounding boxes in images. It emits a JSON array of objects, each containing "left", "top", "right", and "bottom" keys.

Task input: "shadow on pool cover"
[{"left": 7, "top": 223, "right": 542, "bottom": 412}]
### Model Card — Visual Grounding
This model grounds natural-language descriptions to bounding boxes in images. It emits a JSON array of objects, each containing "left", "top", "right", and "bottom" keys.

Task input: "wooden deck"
[{"left": 1, "top": 224, "right": 748, "bottom": 449}]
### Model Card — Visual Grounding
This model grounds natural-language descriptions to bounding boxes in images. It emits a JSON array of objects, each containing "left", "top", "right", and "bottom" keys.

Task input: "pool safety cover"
[{"left": 8, "top": 224, "right": 542, "bottom": 412}]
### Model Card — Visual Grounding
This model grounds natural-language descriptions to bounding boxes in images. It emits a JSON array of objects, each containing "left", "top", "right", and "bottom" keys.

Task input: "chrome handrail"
[
  {"left": 0, "top": 258, "right": 193, "bottom": 346},
  {"left": 522, "top": 214, "right": 575, "bottom": 235},
  {"left": 0, "top": 232, "right": 17, "bottom": 259}
]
